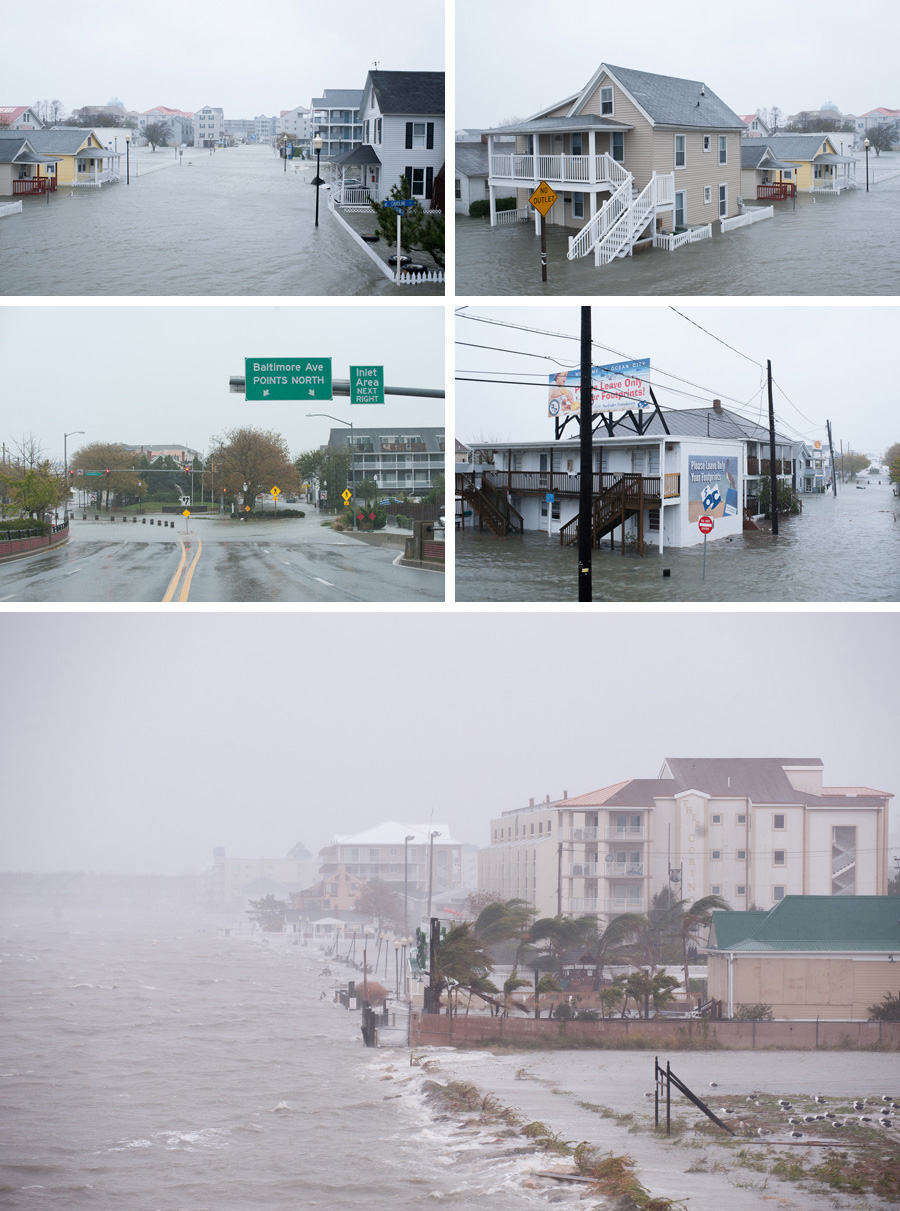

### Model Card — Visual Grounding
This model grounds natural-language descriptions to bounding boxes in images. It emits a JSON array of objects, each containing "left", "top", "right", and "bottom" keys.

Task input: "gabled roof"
[
  {"left": 628, "top": 404, "right": 795, "bottom": 446},
  {"left": 331, "top": 144, "right": 381, "bottom": 166},
  {"left": 579, "top": 64, "right": 744, "bottom": 131},
  {"left": 709, "top": 896, "right": 900, "bottom": 953},
  {"left": 754, "top": 133, "right": 837, "bottom": 161},
  {"left": 365, "top": 70, "right": 444, "bottom": 116},
  {"left": 662, "top": 757, "right": 818, "bottom": 803},
  {"left": 0, "top": 128, "right": 101, "bottom": 154},
  {"left": 0, "top": 105, "right": 42, "bottom": 126},
  {"left": 455, "top": 141, "right": 489, "bottom": 178}
]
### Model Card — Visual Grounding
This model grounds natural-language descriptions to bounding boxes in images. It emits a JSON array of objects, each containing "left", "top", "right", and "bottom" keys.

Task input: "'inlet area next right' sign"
[
  {"left": 350, "top": 365, "right": 384, "bottom": 405},
  {"left": 244, "top": 358, "right": 333, "bottom": 401}
]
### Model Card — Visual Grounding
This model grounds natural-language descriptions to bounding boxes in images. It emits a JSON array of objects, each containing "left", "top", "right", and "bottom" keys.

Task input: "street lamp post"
[
  {"left": 125, "top": 131, "right": 130, "bottom": 185},
  {"left": 312, "top": 134, "right": 323, "bottom": 227},
  {"left": 394, "top": 939, "right": 400, "bottom": 998},
  {"left": 306, "top": 412, "right": 356, "bottom": 530},
  {"left": 63, "top": 430, "right": 84, "bottom": 521},
  {"left": 865, "top": 137, "right": 870, "bottom": 192},
  {"left": 404, "top": 833, "right": 415, "bottom": 935}
]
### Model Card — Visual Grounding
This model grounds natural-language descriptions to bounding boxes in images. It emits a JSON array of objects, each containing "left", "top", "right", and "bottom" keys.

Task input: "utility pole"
[
  {"left": 578, "top": 305, "right": 593, "bottom": 601},
  {"left": 826, "top": 420, "right": 837, "bottom": 497},
  {"left": 766, "top": 359, "right": 779, "bottom": 536}
]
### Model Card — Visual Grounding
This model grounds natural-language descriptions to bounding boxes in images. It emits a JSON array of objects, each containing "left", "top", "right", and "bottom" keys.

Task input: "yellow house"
[
  {"left": 0, "top": 128, "right": 123, "bottom": 187},
  {"left": 741, "top": 133, "right": 858, "bottom": 196}
]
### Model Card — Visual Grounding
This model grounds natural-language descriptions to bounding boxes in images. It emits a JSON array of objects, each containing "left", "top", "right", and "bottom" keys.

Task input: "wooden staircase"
[
  {"left": 456, "top": 472, "right": 524, "bottom": 537},
  {"left": 558, "top": 474, "right": 644, "bottom": 548}
]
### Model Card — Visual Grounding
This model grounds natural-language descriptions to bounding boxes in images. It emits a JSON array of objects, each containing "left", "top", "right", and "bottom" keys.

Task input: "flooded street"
[
  {"left": 0, "top": 144, "right": 432, "bottom": 296},
  {"left": 456, "top": 154, "right": 900, "bottom": 295},
  {"left": 456, "top": 481, "right": 900, "bottom": 602}
]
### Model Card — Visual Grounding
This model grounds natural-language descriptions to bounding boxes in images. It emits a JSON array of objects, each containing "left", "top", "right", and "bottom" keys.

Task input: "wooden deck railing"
[
  {"left": 13, "top": 178, "right": 57, "bottom": 195},
  {"left": 482, "top": 470, "right": 679, "bottom": 499},
  {"left": 757, "top": 182, "right": 795, "bottom": 200}
]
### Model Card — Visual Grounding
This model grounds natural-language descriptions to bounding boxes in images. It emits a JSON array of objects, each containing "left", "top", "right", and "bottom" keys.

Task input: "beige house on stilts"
[{"left": 484, "top": 63, "right": 745, "bottom": 266}]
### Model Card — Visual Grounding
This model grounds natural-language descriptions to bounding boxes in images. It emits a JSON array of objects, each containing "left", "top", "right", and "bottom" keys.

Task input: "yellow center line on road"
[
  {"left": 162, "top": 540, "right": 188, "bottom": 602},
  {"left": 178, "top": 539, "right": 203, "bottom": 602}
]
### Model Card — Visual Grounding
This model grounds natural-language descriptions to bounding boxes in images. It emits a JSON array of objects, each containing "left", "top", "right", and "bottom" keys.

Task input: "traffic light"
[
  {"left": 69, "top": 469, "right": 75, "bottom": 479},
  {"left": 105, "top": 469, "right": 110, "bottom": 477}
]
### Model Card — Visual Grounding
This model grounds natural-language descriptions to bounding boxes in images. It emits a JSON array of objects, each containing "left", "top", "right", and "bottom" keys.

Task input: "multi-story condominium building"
[
  {"left": 319, "top": 823, "right": 462, "bottom": 899},
  {"left": 205, "top": 847, "right": 315, "bottom": 910},
  {"left": 138, "top": 107, "right": 193, "bottom": 146},
  {"left": 478, "top": 758, "right": 891, "bottom": 922},
  {"left": 253, "top": 114, "right": 276, "bottom": 144},
  {"left": 278, "top": 105, "right": 310, "bottom": 149},
  {"left": 224, "top": 119, "right": 255, "bottom": 143},
  {"left": 309, "top": 89, "right": 363, "bottom": 158},
  {"left": 194, "top": 105, "right": 224, "bottom": 148},
  {"left": 327, "top": 426, "right": 444, "bottom": 497}
]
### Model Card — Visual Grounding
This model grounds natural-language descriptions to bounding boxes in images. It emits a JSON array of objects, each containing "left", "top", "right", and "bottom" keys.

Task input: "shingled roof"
[
  {"left": 600, "top": 64, "right": 745, "bottom": 130},
  {"left": 367, "top": 71, "right": 444, "bottom": 115}
]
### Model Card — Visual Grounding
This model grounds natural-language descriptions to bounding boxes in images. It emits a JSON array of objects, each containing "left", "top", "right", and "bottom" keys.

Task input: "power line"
[{"left": 668, "top": 306, "right": 764, "bottom": 367}]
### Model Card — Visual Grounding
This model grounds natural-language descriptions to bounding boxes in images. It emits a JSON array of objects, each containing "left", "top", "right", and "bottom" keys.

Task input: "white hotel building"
[{"left": 478, "top": 758, "right": 891, "bottom": 921}]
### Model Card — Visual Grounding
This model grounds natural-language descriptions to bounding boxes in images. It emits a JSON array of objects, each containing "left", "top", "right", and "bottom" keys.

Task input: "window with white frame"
[
  {"left": 711, "top": 814, "right": 722, "bottom": 824},
  {"left": 612, "top": 131, "right": 624, "bottom": 162},
  {"left": 674, "top": 134, "right": 686, "bottom": 167},
  {"left": 736, "top": 884, "right": 746, "bottom": 896},
  {"left": 718, "top": 183, "right": 728, "bottom": 217},
  {"left": 774, "top": 850, "right": 786, "bottom": 866},
  {"left": 711, "top": 850, "right": 722, "bottom": 861},
  {"left": 773, "top": 886, "right": 785, "bottom": 901},
  {"left": 454, "top": 178, "right": 461, "bottom": 198},
  {"left": 573, "top": 192, "right": 584, "bottom": 219},
  {"left": 773, "top": 814, "right": 785, "bottom": 830},
  {"left": 736, "top": 849, "right": 746, "bottom": 860},
  {"left": 703, "top": 184, "right": 712, "bottom": 203},
  {"left": 703, "top": 134, "right": 711, "bottom": 152},
  {"left": 737, "top": 814, "right": 746, "bottom": 824},
  {"left": 710, "top": 885, "right": 721, "bottom": 896},
  {"left": 600, "top": 86, "right": 613, "bottom": 115},
  {"left": 718, "top": 135, "right": 727, "bottom": 164}
]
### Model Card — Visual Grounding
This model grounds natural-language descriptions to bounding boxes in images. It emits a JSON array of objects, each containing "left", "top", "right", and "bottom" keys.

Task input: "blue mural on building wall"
[{"left": 688, "top": 455, "right": 738, "bottom": 522}]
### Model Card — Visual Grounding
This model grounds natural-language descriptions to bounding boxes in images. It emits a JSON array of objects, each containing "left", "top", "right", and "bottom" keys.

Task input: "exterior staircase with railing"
[
  {"left": 568, "top": 170, "right": 675, "bottom": 266},
  {"left": 558, "top": 474, "right": 643, "bottom": 547},
  {"left": 456, "top": 472, "right": 523, "bottom": 537}
]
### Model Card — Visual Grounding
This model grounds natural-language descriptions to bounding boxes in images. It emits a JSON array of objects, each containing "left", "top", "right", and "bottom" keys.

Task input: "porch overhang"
[
  {"left": 331, "top": 143, "right": 382, "bottom": 166},
  {"left": 483, "top": 115, "right": 632, "bottom": 136}
]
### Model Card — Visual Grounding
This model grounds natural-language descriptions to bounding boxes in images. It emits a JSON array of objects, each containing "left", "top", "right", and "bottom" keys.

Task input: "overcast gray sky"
[
  {"left": 2, "top": 612, "right": 898, "bottom": 875},
  {"left": 3, "top": 0, "right": 443, "bottom": 118},
  {"left": 456, "top": 0, "right": 898, "bottom": 130},
  {"left": 1, "top": 305, "right": 444, "bottom": 462},
  {"left": 456, "top": 304, "right": 896, "bottom": 457}
]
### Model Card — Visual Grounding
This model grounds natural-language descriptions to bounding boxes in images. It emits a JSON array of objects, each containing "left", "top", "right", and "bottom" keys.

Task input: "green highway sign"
[
  {"left": 350, "top": 365, "right": 384, "bottom": 405},
  {"left": 84, "top": 471, "right": 102, "bottom": 476},
  {"left": 245, "top": 358, "right": 332, "bottom": 401}
]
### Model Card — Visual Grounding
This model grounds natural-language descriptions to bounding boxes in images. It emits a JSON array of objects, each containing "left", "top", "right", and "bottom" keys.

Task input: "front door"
[{"left": 674, "top": 190, "right": 686, "bottom": 229}]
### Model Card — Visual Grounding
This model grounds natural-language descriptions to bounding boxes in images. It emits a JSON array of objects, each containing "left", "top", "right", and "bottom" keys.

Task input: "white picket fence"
[
  {"left": 720, "top": 206, "right": 773, "bottom": 233},
  {"left": 394, "top": 268, "right": 444, "bottom": 285},
  {"left": 0, "top": 201, "right": 23, "bottom": 219},
  {"left": 653, "top": 223, "right": 713, "bottom": 250}
]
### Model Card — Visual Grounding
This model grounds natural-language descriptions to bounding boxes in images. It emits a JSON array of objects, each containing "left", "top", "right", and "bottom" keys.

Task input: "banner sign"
[
  {"left": 548, "top": 359, "right": 650, "bottom": 417},
  {"left": 688, "top": 455, "right": 739, "bottom": 522}
]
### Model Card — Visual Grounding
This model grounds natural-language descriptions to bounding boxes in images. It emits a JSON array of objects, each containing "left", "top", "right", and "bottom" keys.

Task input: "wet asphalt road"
[{"left": 0, "top": 516, "right": 443, "bottom": 604}]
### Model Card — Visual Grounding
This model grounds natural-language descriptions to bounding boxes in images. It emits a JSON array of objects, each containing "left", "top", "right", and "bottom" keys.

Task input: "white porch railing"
[
  {"left": 490, "top": 151, "right": 624, "bottom": 188},
  {"left": 719, "top": 207, "right": 772, "bottom": 233},
  {"left": 337, "top": 186, "right": 375, "bottom": 206},
  {"left": 804, "top": 179, "right": 858, "bottom": 193},
  {"left": 72, "top": 170, "right": 120, "bottom": 188},
  {"left": 496, "top": 206, "right": 530, "bottom": 225},
  {"left": 567, "top": 169, "right": 633, "bottom": 260}
]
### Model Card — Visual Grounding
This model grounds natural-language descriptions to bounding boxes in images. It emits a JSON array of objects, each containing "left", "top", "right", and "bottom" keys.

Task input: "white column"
[
  {"left": 487, "top": 135, "right": 497, "bottom": 226},
  {"left": 588, "top": 129, "right": 596, "bottom": 183},
  {"left": 658, "top": 439, "right": 665, "bottom": 554}
]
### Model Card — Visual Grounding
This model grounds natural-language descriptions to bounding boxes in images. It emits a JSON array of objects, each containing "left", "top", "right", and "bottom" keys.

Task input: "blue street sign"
[
  {"left": 287, "top": 143, "right": 294, "bottom": 158},
  {"left": 546, "top": 493, "right": 555, "bottom": 502},
  {"left": 384, "top": 199, "right": 415, "bottom": 210}
]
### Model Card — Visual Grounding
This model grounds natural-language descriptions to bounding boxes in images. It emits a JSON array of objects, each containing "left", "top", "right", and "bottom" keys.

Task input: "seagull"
[
  {"left": 882, "top": 1096, "right": 894, "bottom": 1104},
  {"left": 643, "top": 1092, "right": 655, "bottom": 1099},
  {"left": 790, "top": 1130, "right": 803, "bottom": 1139},
  {"left": 709, "top": 1082, "right": 719, "bottom": 1089},
  {"left": 757, "top": 1127, "right": 769, "bottom": 1136},
  {"left": 825, "top": 1112, "right": 837, "bottom": 1119},
  {"left": 880, "top": 1118, "right": 893, "bottom": 1128},
  {"left": 859, "top": 1116, "right": 873, "bottom": 1124},
  {"left": 804, "top": 1114, "right": 816, "bottom": 1123},
  {"left": 778, "top": 1099, "right": 791, "bottom": 1107},
  {"left": 813, "top": 1095, "right": 826, "bottom": 1104},
  {"left": 853, "top": 1100, "right": 866, "bottom": 1111},
  {"left": 788, "top": 1117, "right": 801, "bottom": 1125}
]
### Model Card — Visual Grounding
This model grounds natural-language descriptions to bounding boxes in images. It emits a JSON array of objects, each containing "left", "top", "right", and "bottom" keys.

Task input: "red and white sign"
[{"left": 698, "top": 515, "right": 714, "bottom": 534}]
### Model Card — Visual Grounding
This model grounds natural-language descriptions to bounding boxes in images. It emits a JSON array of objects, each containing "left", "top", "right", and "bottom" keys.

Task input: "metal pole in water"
[
  {"left": 577, "top": 305, "right": 593, "bottom": 602},
  {"left": 702, "top": 532, "right": 707, "bottom": 580}
]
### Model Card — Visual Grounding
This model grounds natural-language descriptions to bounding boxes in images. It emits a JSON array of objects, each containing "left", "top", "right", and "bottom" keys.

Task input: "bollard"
[
  {"left": 663, "top": 569, "right": 671, "bottom": 577},
  {"left": 142, "top": 517, "right": 146, "bottom": 524},
  {"left": 132, "top": 517, "right": 137, "bottom": 523}
]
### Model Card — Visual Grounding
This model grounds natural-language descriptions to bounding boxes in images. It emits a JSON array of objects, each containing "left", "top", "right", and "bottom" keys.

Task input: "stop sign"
[{"left": 698, "top": 515, "right": 714, "bottom": 534}]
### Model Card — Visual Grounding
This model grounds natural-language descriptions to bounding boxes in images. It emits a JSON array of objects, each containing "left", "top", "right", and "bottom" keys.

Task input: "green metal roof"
[{"left": 709, "top": 897, "right": 900, "bottom": 953}]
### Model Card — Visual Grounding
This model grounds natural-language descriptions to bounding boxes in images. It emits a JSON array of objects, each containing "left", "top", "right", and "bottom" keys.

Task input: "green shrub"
[
  {"left": 0, "top": 517, "right": 51, "bottom": 535},
  {"left": 733, "top": 1002, "right": 773, "bottom": 1021},
  {"left": 469, "top": 196, "right": 518, "bottom": 218}
]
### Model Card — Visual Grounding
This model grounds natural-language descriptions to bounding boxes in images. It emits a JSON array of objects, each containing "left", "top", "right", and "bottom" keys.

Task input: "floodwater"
[
  {"left": 0, "top": 144, "right": 433, "bottom": 296},
  {"left": 456, "top": 153, "right": 900, "bottom": 295},
  {"left": 0, "top": 910, "right": 585, "bottom": 1211},
  {"left": 456, "top": 480, "right": 900, "bottom": 602}
]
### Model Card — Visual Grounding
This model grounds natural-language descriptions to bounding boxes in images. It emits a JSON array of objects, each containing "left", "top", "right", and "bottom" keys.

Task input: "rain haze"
[
  {"left": 0, "top": 305, "right": 445, "bottom": 460},
  {"left": 2, "top": 0, "right": 444, "bottom": 118},
  {"left": 2, "top": 611, "right": 898, "bottom": 876},
  {"left": 455, "top": 0, "right": 898, "bottom": 130},
  {"left": 456, "top": 304, "right": 897, "bottom": 457}
]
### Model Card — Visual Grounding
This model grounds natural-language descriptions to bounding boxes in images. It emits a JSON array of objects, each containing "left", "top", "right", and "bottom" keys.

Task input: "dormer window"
[{"left": 600, "top": 87, "right": 613, "bottom": 116}]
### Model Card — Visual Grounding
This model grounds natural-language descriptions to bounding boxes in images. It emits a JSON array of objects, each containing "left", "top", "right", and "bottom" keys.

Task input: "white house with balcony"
[
  {"left": 457, "top": 400, "right": 799, "bottom": 550},
  {"left": 478, "top": 759, "right": 891, "bottom": 923},
  {"left": 328, "top": 70, "right": 444, "bottom": 207},
  {"left": 483, "top": 63, "right": 744, "bottom": 266}
]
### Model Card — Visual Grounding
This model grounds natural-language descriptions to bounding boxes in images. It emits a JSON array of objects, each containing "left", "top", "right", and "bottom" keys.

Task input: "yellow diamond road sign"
[
  {"left": 182, "top": 509, "right": 191, "bottom": 517},
  {"left": 342, "top": 489, "right": 352, "bottom": 502},
  {"left": 529, "top": 180, "right": 558, "bottom": 216},
  {"left": 271, "top": 485, "right": 280, "bottom": 497}
]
